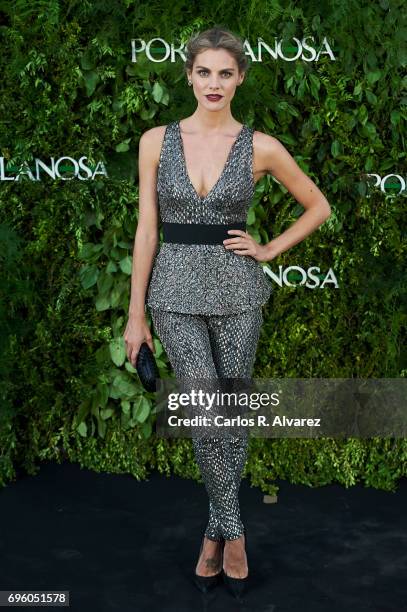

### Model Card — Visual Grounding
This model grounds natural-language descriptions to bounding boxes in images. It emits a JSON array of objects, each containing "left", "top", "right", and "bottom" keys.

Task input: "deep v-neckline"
[{"left": 176, "top": 120, "right": 246, "bottom": 202}]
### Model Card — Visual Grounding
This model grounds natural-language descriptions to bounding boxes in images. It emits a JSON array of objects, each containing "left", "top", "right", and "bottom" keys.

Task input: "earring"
[{"left": 188, "top": 80, "right": 192, "bottom": 86}]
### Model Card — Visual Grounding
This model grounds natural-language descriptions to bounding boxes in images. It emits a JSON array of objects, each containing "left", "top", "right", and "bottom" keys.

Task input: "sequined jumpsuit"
[{"left": 146, "top": 120, "right": 272, "bottom": 541}]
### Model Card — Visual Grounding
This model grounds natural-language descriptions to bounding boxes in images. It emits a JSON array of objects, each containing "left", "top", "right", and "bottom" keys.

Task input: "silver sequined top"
[{"left": 146, "top": 119, "right": 272, "bottom": 315}]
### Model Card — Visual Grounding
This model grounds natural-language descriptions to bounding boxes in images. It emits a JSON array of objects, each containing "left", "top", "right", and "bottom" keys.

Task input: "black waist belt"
[{"left": 162, "top": 222, "right": 246, "bottom": 245}]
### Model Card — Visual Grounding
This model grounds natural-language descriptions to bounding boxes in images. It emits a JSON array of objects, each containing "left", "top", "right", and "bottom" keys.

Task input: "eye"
[{"left": 196, "top": 70, "right": 233, "bottom": 77}]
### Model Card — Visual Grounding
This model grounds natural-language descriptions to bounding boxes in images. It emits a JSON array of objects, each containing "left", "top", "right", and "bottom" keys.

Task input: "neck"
[{"left": 183, "top": 108, "right": 239, "bottom": 133}]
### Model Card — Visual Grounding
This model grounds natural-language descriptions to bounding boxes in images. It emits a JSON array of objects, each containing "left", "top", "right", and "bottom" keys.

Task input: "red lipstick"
[{"left": 206, "top": 94, "right": 223, "bottom": 102}]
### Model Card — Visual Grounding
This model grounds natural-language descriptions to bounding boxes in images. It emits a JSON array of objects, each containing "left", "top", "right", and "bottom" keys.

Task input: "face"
[{"left": 187, "top": 48, "right": 245, "bottom": 109}]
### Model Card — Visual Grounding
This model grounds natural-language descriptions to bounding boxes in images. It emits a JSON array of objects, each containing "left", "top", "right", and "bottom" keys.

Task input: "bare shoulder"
[
  {"left": 253, "top": 129, "right": 282, "bottom": 154},
  {"left": 139, "top": 124, "right": 169, "bottom": 163},
  {"left": 140, "top": 124, "right": 168, "bottom": 144},
  {"left": 252, "top": 129, "right": 283, "bottom": 180}
]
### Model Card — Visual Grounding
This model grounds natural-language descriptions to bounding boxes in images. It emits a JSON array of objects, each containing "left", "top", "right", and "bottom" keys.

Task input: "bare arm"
[
  {"left": 124, "top": 125, "right": 166, "bottom": 364},
  {"left": 128, "top": 127, "right": 162, "bottom": 319},
  {"left": 256, "top": 131, "right": 331, "bottom": 260},
  {"left": 223, "top": 131, "right": 331, "bottom": 261}
]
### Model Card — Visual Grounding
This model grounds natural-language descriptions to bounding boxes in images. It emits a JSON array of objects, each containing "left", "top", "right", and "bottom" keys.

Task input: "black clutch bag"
[{"left": 135, "top": 342, "right": 159, "bottom": 392}]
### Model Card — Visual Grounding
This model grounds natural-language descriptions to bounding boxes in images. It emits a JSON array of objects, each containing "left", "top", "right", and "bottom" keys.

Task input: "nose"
[{"left": 209, "top": 79, "right": 221, "bottom": 90}]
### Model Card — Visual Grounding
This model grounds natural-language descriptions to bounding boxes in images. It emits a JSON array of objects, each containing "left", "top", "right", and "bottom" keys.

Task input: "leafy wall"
[{"left": 0, "top": 0, "right": 406, "bottom": 493}]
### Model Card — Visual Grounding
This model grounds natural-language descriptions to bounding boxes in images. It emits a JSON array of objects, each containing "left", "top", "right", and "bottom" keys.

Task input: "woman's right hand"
[{"left": 123, "top": 314, "right": 155, "bottom": 368}]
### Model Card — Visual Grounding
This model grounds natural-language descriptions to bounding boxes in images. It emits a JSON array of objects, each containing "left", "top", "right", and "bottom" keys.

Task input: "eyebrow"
[{"left": 195, "top": 65, "right": 235, "bottom": 71}]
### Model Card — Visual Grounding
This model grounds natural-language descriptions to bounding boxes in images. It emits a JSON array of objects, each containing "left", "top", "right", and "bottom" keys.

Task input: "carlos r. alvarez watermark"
[{"left": 152, "top": 377, "right": 406, "bottom": 439}]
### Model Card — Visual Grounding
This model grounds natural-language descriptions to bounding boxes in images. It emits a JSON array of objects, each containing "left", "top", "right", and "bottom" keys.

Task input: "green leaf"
[
  {"left": 292, "top": 204, "right": 304, "bottom": 218},
  {"left": 140, "top": 106, "right": 157, "bottom": 120},
  {"left": 110, "top": 284, "right": 124, "bottom": 308},
  {"left": 152, "top": 81, "right": 164, "bottom": 103},
  {"left": 79, "top": 264, "right": 99, "bottom": 289},
  {"left": 106, "top": 261, "right": 118, "bottom": 273},
  {"left": 153, "top": 338, "right": 163, "bottom": 358},
  {"left": 80, "top": 53, "right": 95, "bottom": 71},
  {"left": 364, "top": 156, "right": 374, "bottom": 172},
  {"left": 353, "top": 82, "right": 363, "bottom": 96},
  {"left": 95, "top": 295, "right": 110, "bottom": 311},
  {"left": 331, "top": 140, "right": 342, "bottom": 158},
  {"left": 361, "top": 122, "right": 377, "bottom": 139},
  {"left": 366, "top": 71, "right": 381, "bottom": 85},
  {"left": 140, "top": 421, "right": 152, "bottom": 438},
  {"left": 391, "top": 111, "right": 400, "bottom": 126},
  {"left": 115, "top": 138, "right": 131, "bottom": 153},
  {"left": 297, "top": 80, "right": 308, "bottom": 99},
  {"left": 77, "top": 422, "right": 87, "bottom": 437},
  {"left": 83, "top": 70, "right": 99, "bottom": 96},
  {"left": 109, "top": 337, "right": 126, "bottom": 366},
  {"left": 125, "top": 361, "right": 137, "bottom": 373},
  {"left": 357, "top": 104, "right": 368, "bottom": 125},
  {"left": 110, "top": 373, "right": 139, "bottom": 399},
  {"left": 357, "top": 181, "right": 367, "bottom": 196},
  {"left": 133, "top": 396, "right": 151, "bottom": 423},
  {"left": 100, "top": 407, "right": 114, "bottom": 420},
  {"left": 121, "top": 400, "right": 131, "bottom": 414},
  {"left": 247, "top": 208, "right": 256, "bottom": 225},
  {"left": 119, "top": 255, "right": 132, "bottom": 275},
  {"left": 309, "top": 74, "right": 320, "bottom": 100},
  {"left": 97, "top": 416, "right": 106, "bottom": 438},
  {"left": 365, "top": 90, "right": 377, "bottom": 105},
  {"left": 78, "top": 243, "right": 104, "bottom": 261},
  {"left": 96, "top": 382, "right": 109, "bottom": 408},
  {"left": 76, "top": 398, "right": 92, "bottom": 424},
  {"left": 311, "top": 14, "right": 321, "bottom": 30},
  {"left": 97, "top": 270, "right": 114, "bottom": 294}
]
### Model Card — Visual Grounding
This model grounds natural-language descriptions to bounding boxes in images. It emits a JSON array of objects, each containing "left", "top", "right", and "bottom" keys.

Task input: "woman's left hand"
[{"left": 223, "top": 229, "right": 270, "bottom": 262}]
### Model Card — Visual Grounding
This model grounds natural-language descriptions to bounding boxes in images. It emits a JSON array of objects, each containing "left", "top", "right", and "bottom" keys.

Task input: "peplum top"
[{"left": 145, "top": 120, "right": 272, "bottom": 315}]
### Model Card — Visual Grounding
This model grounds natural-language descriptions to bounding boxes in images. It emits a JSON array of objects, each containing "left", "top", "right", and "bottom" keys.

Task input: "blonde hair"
[{"left": 184, "top": 26, "right": 249, "bottom": 76}]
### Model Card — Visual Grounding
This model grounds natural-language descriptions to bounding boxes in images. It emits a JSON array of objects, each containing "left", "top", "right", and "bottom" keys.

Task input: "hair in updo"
[{"left": 184, "top": 26, "right": 249, "bottom": 76}]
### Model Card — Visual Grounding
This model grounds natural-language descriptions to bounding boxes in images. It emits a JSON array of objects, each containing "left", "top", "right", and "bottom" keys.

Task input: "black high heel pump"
[
  {"left": 193, "top": 536, "right": 224, "bottom": 594},
  {"left": 221, "top": 528, "right": 249, "bottom": 599}
]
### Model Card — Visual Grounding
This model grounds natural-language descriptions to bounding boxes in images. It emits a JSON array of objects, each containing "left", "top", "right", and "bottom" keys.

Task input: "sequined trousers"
[{"left": 149, "top": 305, "right": 263, "bottom": 541}]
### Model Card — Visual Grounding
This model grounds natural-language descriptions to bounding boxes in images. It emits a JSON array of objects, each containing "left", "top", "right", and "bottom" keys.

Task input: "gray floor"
[{"left": 0, "top": 461, "right": 406, "bottom": 611}]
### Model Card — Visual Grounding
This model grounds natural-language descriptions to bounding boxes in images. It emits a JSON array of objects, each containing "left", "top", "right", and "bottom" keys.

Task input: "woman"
[{"left": 124, "top": 26, "right": 331, "bottom": 599}]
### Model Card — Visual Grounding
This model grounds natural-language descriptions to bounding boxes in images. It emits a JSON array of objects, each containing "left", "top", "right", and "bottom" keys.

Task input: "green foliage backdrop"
[{"left": 0, "top": 1, "right": 406, "bottom": 494}]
